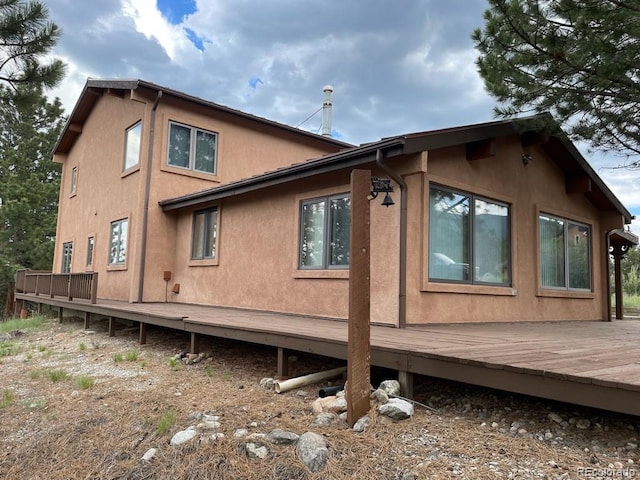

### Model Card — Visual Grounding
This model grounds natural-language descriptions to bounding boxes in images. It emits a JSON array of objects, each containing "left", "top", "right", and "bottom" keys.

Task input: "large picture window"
[
  {"left": 539, "top": 214, "right": 591, "bottom": 290},
  {"left": 62, "top": 242, "right": 73, "bottom": 273},
  {"left": 299, "top": 194, "right": 350, "bottom": 269},
  {"left": 429, "top": 185, "right": 510, "bottom": 285},
  {"left": 109, "top": 218, "right": 128, "bottom": 266},
  {"left": 192, "top": 207, "right": 218, "bottom": 260},
  {"left": 167, "top": 121, "right": 217, "bottom": 174},
  {"left": 124, "top": 121, "right": 142, "bottom": 171}
]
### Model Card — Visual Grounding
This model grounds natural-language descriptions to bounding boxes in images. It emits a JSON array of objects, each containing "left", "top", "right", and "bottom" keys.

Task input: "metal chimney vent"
[{"left": 321, "top": 85, "right": 333, "bottom": 137}]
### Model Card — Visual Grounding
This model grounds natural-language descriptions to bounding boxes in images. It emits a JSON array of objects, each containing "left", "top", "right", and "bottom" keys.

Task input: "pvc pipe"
[{"left": 274, "top": 366, "right": 346, "bottom": 394}]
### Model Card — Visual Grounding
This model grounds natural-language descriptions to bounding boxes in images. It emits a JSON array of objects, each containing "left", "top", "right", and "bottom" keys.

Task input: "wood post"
[
  {"left": 190, "top": 332, "right": 200, "bottom": 354},
  {"left": 83, "top": 312, "right": 90, "bottom": 329},
  {"left": 398, "top": 370, "right": 414, "bottom": 399},
  {"left": 58, "top": 307, "right": 63, "bottom": 323},
  {"left": 346, "top": 169, "right": 371, "bottom": 427},
  {"left": 108, "top": 316, "right": 116, "bottom": 337},
  {"left": 139, "top": 322, "right": 147, "bottom": 345},
  {"left": 277, "top": 347, "right": 289, "bottom": 377}
]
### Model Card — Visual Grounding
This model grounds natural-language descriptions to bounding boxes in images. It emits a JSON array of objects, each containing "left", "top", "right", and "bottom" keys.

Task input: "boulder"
[
  {"left": 296, "top": 432, "right": 329, "bottom": 473},
  {"left": 266, "top": 429, "right": 299, "bottom": 445},
  {"left": 378, "top": 398, "right": 414, "bottom": 420}
]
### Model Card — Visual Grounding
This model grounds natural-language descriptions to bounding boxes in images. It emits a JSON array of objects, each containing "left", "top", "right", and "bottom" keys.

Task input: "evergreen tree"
[
  {"left": 473, "top": 0, "right": 640, "bottom": 166},
  {"left": 0, "top": 0, "right": 65, "bottom": 102},
  {"left": 0, "top": 85, "right": 64, "bottom": 315}
]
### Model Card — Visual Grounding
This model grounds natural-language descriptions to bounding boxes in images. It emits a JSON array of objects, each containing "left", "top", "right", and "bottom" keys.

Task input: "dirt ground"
[{"left": 1, "top": 314, "right": 639, "bottom": 480}]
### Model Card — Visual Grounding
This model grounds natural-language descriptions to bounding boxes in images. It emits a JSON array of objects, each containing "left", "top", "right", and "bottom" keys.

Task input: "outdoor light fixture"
[
  {"left": 368, "top": 177, "right": 395, "bottom": 207},
  {"left": 522, "top": 153, "right": 532, "bottom": 166}
]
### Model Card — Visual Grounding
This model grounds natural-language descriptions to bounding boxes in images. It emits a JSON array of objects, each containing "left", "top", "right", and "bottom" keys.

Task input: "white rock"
[
  {"left": 170, "top": 426, "right": 197, "bottom": 446},
  {"left": 378, "top": 380, "right": 401, "bottom": 396},
  {"left": 266, "top": 429, "right": 299, "bottom": 445},
  {"left": 141, "top": 448, "right": 158, "bottom": 462},
  {"left": 297, "top": 432, "right": 329, "bottom": 473},
  {"left": 314, "top": 412, "right": 338, "bottom": 426},
  {"left": 548, "top": 412, "right": 563, "bottom": 424},
  {"left": 234, "top": 428, "right": 249, "bottom": 438},
  {"left": 197, "top": 421, "right": 221, "bottom": 430},
  {"left": 325, "top": 397, "right": 347, "bottom": 413},
  {"left": 378, "top": 398, "right": 414, "bottom": 420},
  {"left": 245, "top": 442, "right": 269, "bottom": 459},
  {"left": 353, "top": 416, "right": 371, "bottom": 433}
]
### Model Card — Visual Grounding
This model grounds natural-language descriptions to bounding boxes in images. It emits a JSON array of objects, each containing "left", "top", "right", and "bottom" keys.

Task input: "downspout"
[
  {"left": 137, "top": 90, "right": 163, "bottom": 303},
  {"left": 376, "top": 149, "right": 407, "bottom": 328}
]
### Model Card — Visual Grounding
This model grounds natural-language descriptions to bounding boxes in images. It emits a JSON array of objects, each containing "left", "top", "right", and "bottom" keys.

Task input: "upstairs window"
[
  {"left": 62, "top": 242, "right": 73, "bottom": 273},
  {"left": 539, "top": 214, "right": 591, "bottom": 290},
  {"left": 429, "top": 185, "right": 511, "bottom": 285},
  {"left": 109, "top": 218, "right": 128, "bottom": 266},
  {"left": 124, "top": 121, "right": 142, "bottom": 171},
  {"left": 299, "top": 194, "right": 350, "bottom": 269},
  {"left": 191, "top": 207, "right": 218, "bottom": 260},
  {"left": 167, "top": 121, "right": 217, "bottom": 174},
  {"left": 86, "top": 236, "right": 94, "bottom": 268},
  {"left": 70, "top": 166, "right": 77, "bottom": 194}
]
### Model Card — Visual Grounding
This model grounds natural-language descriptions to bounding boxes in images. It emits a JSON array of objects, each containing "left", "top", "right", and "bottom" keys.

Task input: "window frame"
[
  {"left": 428, "top": 184, "right": 512, "bottom": 287},
  {"left": 191, "top": 207, "right": 218, "bottom": 260},
  {"left": 86, "top": 236, "right": 95, "bottom": 268},
  {"left": 123, "top": 121, "right": 142, "bottom": 171},
  {"left": 70, "top": 166, "right": 77, "bottom": 195},
  {"left": 108, "top": 218, "right": 129, "bottom": 267},
  {"left": 62, "top": 242, "right": 73, "bottom": 273},
  {"left": 298, "top": 193, "right": 351, "bottom": 271},
  {"left": 538, "top": 212, "right": 592, "bottom": 292},
  {"left": 166, "top": 121, "right": 218, "bottom": 175}
]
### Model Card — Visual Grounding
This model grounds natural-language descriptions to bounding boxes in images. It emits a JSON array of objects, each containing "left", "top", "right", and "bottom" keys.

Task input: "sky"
[{"left": 43, "top": 0, "right": 639, "bottom": 232}]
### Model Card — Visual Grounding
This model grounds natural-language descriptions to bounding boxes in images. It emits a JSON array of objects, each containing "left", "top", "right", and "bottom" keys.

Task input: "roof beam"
[
  {"left": 68, "top": 123, "right": 82, "bottom": 134},
  {"left": 465, "top": 138, "right": 496, "bottom": 161}
]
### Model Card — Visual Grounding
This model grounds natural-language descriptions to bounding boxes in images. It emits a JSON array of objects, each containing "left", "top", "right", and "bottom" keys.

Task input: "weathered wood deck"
[{"left": 14, "top": 293, "right": 640, "bottom": 416}]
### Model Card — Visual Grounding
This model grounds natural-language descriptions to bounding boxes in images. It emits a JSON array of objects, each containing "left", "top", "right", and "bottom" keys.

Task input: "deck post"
[
  {"left": 190, "top": 332, "right": 200, "bottom": 354},
  {"left": 277, "top": 347, "right": 289, "bottom": 377},
  {"left": 58, "top": 306, "right": 63, "bottom": 323},
  {"left": 346, "top": 169, "right": 371, "bottom": 427},
  {"left": 108, "top": 316, "right": 116, "bottom": 337},
  {"left": 139, "top": 322, "right": 147, "bottom": 345},
  {"left": 398, "top": 370, "right": 414, "bottom": 399},
  {"left": 37, "top": 303, "right": 43, "bottom": 314},
  {"left": 83, "top": 312, "right": 90, "bottom": 330}
]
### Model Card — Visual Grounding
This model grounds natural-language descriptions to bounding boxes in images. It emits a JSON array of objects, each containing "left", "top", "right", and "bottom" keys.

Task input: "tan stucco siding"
[{"left": 408, "top": 136, "right": 608, "bottom": 323}]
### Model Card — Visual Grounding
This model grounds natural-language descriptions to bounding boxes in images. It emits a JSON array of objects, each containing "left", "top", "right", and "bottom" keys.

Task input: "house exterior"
[{"left": 52, "top": 79, "right": 635, "bottom": 326}]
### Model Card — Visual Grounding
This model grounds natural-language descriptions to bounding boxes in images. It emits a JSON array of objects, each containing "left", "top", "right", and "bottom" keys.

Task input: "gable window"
[
  {"left": 124, "top": 121, "right": 142, "bottom": 171},
  {"left": 539, "top": 214, "right": 591, "bottom": 290},
  {"left": 86, "top": 236, "right": 94, "bottom": 268},
  {"left": 62, "top": 242, "right": 73, "bottom": 273},
  {"left": 299, "top": 194, "right": 350, "bottom": 269},
  {"left": 429, "top": 185, "right": 511, "bottom": 285},
  {"left": 70, "top": 166, "right": 77, "bottom": 194},
  {"left": 192, "top": 208, "right": 218, "bottom": 260},
  {"left": 167, "top": 121, "right": 217, "bottom": 174},
  {"left": 109, "top": 218, "right": 128, "bottom": 266}
]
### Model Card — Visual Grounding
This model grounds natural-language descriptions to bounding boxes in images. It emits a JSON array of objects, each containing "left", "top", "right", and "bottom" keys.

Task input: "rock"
[
  {"left": 202, "top": 413, "right": 220, "bottom": 423},
  {"left": 197, "top": 420, "right": 221, "bottom": 430},
  {"left": 70, "top": 390, "right": 80, "bottom": 398},
  {"left": 353, "top": 416, "right": 371, "bottom": 433},
  {"left": 325, "top": 397, "right": 347, "bottom": 413},
  {"left": 266, "top": 429, "right": 299, "bottom": 445},
  {"left": 314, "top": 412, "right": 338, "bottom": 426},
  {"left": 209, "top": 432, "right": 225, "bottom": 442},
  {"left": 243, "top": 442, "right": 269, "bottom": 460},
  {"left": 548, "top": 412, "right": 563, "bottom": 424},
  {"left": 295, "top": 390, "right": 308, "bottom": 397},
  {"left": 400, "top": 471, "right": 418, "bottom": 480},
  {"left": 188, "top": 412, "right": 203, "bottom": 421},
  {"left": 378, "top": 398, "right": 414, "bottom": 420},
  {"left": 141, "top": 447, "right": 158, "bottom": 462},
  {"left": 260, "top": 377, "right": 274, "bottom": 390},
  {"left": 311, "top": 398, "right": 324, "bottom": 414},
  {"left": 296, "top": 432, "right": 329, "bottom": 473},
  {"left": 379, "top": 380, "right": 401, "bottom": 396},
  {"left": 372, "top": 388, "right": 389, "bottom": 404},
  {"left": 576, "top": 419, "right": 591, "bottom": 430},
  {"left": 170, "top": 426, "right": 197, "bottom": 446},
  {"left": 234, "top": 428, "right": 249, "bottom": 438}
]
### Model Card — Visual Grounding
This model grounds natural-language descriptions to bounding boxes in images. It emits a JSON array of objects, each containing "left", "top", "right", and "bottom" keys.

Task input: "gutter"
[
  {"left": 376, "top": 149, "right": 408, "bottom": 328},
  {"left": 137, "top": 90, "right": 163, "bottom": 303}
]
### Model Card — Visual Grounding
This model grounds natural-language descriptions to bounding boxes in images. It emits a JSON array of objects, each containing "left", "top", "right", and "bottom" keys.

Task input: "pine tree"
[{"left": 473, "top": 0, "right": 640, "bottom": 166}]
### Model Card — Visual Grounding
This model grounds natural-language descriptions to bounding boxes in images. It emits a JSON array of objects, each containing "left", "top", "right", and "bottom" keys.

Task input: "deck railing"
[{"left": 15, "top": 269, "right": 98, "bottom": 304}]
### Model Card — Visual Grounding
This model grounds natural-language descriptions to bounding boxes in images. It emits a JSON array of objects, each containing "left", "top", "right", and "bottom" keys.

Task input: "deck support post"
[
  {"left": 398, "top": 370, "right": 414, "bottom": 399},
  {"left": 610, "top": 242, "right": 631, "bottom": 320},
  {"left": 277, "top": 347, "right": 289, "bottom": 377},
  {"left": 190, "top": 332, "right": 200, "bottom": 354},
  {"left": 58, "top": 306, "right": 63, "bottom": 323},
  {"left": 108, "top": 316, "right": 116, "bottom": 337},
  {"left": 83, "top": 312, "right": 90, "bottom": 330},
  {"left": 139, "top": 322, "right": 147, "bottom": 345},
  {"left": 37, "top": 303, "right": 43, "bottom": 314}
]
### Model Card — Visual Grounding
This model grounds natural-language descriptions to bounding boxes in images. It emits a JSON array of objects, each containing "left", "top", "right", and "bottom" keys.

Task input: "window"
[
  {"left": 299, "top": 194, "right": 350, "bottom": 269},
  {"left": 167, "top": 121, "right": 217, "bottom": 174},
  {"left": 124, "top": 122, "right": 142, "bottom": 170},
  {"left": 70, "top": 166, "right": 77, "bottom": 194},
  {"left": 62, "top": 242, "right": 73, "bottom": 273},
  {"left": 429, "top": 185, "right": 510, "bottom": 285},
  {"left": 86, "top": 236, "right": 94, "bottom": 268},
  {"left": 539, "top": 214, "right": 591, "bottom": 290},
  {"left": 109, "top": 218, "right": 128, "bottom": 266},
  {"left": 191, "top": 208, "right": 218, "bottom": 259}
]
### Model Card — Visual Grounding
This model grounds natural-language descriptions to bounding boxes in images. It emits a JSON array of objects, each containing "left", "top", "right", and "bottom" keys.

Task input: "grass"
[
  {"left": 0, "top": 315, "right": 46, "bottom": 334},
  {"left": 79, "top": 342, "right": 86, "bottom": 351},
  {"left": 0, "top": 341, "right": 20, "bottom": 357},
  {"left": 0, "top": 389, "right": 14, "bottom": 408},
  {"left": 37, "top": 345, "right": 47, "bottom": 352},
  {"left": 156, "top": 408, "right": 175, "bottom": 435},
  {"left": 204, "top": 366, "right": 215, "bottom": 377},
  {"left": 75, "top": 375, "right": 95, "bottom": 390},
  {"left": 167, "top": 357, "right": 181, "bottom": 370},
  {"left": 125, "top": 350, "right": 140, "bottom": 362},
  {"left": 47, "top": 369, "right": 69, "bottom": 383},
  {"left": 113, "top": 353, "right": 123, "bottom": 363},
  {"left": 30, "top": 369, "right": 42, "bottom": 380}
]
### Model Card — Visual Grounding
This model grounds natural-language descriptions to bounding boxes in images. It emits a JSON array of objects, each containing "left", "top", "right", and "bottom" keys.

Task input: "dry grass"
[{"left": 0, "top": 315, "right": 637, "bottom": 479}]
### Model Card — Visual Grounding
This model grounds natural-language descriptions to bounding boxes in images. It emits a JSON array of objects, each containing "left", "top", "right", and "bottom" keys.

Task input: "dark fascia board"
[
  {"left": 51, "top": 78, "right": 353, "bottom": 156},
  {"left": 159, "top": 138, "right": 406, "bottom": 211},
  {"left": 610, "top": 228, "right": 639, "bottom": 246}
]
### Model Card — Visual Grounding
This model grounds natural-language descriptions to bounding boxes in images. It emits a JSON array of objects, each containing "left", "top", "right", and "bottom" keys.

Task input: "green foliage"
[
  {"left": 125, "top": 350, "right": 139, "bottom": 362},
  {"left": 78, "top": 342, "right": 86, "bottom": 351},
  {"left": 0, "top": 315, "right": 45, "bottom": 333},
  {"left": 46, "top": 369, "right": 68, "bottom": 382},
  {"left": 1, "top": 389, "right": 14, "bottom": 408},
  {"left": 0, "top": 341, "right": 19, "bottom": 356},
  {"left": 473, "top": 0, "right": 640, "bottom": 165},
  {"left": 167, "top": 357, "right": 181, "bottom": 370},
  {"left": 113, "top": 353, "right": 123, "bottom": 363},
  {"left": 75, "top": 375, "right": 94, "bottom": 390},
  {"left": 156, "top": 408, "right": 175, "bottom": 435},
  {"left": 204, "top": 366, "right": 215, "bottom": 377}
]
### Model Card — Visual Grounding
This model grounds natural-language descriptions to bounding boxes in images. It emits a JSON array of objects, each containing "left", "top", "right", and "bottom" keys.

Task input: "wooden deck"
[{"left": 15, "top": 293, "right": 640, "bottom": 416}]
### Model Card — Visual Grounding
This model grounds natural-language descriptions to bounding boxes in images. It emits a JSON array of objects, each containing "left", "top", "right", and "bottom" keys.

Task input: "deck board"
[{"left": 15, "top": 293, "right": 640, "bottom": 416}]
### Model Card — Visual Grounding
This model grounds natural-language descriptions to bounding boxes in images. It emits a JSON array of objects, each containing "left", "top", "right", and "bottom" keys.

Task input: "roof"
[
  {"left": 52, "top": 78, "right": 353, "bottom": 156},
  {"left": 159, "top": 114, "right": 634, "bottom": 224}
]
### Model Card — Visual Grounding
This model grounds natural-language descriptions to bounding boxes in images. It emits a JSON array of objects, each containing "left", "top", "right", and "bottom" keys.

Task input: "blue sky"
[{"left": 44, "top": 0, "right": 639, "bottom": 229}]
